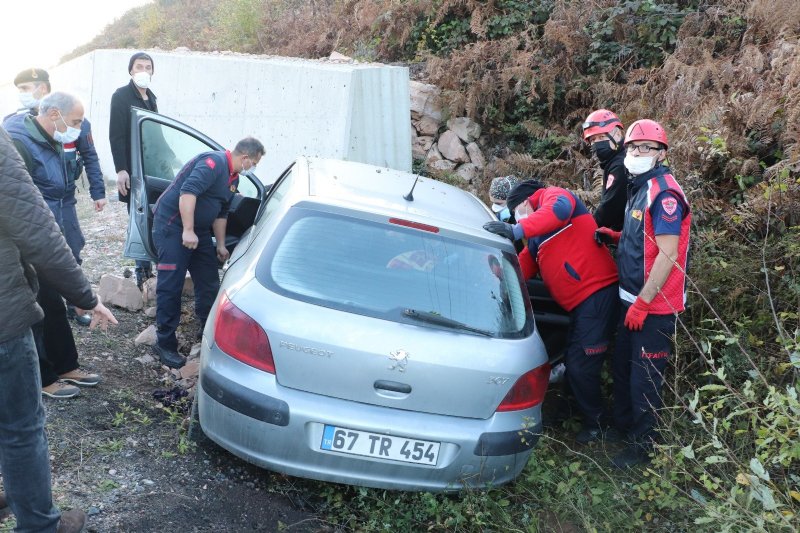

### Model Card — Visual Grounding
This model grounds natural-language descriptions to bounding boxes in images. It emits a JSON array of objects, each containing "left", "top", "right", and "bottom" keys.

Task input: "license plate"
[{"left": 320, "top": 425, "right": 440, "bottom": 466}]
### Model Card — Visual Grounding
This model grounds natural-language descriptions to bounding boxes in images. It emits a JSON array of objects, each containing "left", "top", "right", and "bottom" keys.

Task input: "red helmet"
[
  {"left": 582, "top": 109, "right": 623, "bottom": 140},
  {"left": 624, "top": 119, "right": 668, "bottom": 148}
]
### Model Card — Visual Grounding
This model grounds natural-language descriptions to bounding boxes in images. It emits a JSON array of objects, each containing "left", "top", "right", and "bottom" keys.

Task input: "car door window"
[
  {"left": 141, "top": 120, "right": 215, "bottom": 180},
  {"left": 259, "top": 168, "right": 294, "bottom": 223}
]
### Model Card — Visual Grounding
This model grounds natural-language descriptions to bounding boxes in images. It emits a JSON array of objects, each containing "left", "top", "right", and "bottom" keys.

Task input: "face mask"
[
  {"left": 591, "top": 140, "right": 617, "bottom": 162},
  {"left": 515, "top": 202, "right": 533, "bottom": 221},
  {"left": 19, "top": 92, "right": 39, "bottom": 110},
  {"left": 624, "top": 153, "right": 657, "bottom": 175},
  {"left": 497, "top": 207, "right": 511, "bottom": 222},
  {"left": 132, "top": 72, "right": 151, "bottom": 89},
  {"left": 241, "top": 161, "right": 256, "bottom": 174},
  {"left": 491, "top": 202, "right": 505, "bottom": 213},
  {"left": 53, "top": 112, "right": 81, "bottom": 144}
]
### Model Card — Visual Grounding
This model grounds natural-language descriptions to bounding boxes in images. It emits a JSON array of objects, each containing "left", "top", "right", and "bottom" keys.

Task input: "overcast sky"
[{"left": 1, "top": 0, "right": 152, "bottom": 109}]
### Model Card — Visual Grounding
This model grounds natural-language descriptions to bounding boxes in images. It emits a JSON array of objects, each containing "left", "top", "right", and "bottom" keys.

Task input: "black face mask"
[{"left": 591, "top": 140, "right": 618, "bottom": 162}]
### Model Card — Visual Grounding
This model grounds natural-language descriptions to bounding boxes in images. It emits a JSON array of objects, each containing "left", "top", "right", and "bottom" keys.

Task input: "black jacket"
[
  {"left": 0, "top": 128, "right": 96, "bottom": 343},
  {"left": 109, "top": 81, "right": 158, "bottom": 189},
  {"left": 593, "top": 148, "right": 628, "bottom": 231}
]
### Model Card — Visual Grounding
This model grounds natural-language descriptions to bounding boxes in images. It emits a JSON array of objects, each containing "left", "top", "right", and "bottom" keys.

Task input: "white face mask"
[
  {"left": 624, "top": 153, "right": 657, "bottom": 175},
  {"left": 53, "top": 112, "right": 81, "bottom": 144},
  {"left": 514, "top": 201, "right": 533, "bottom": 221},
  {"left": 19, "top": 92, "right": 39, "bottom": 110},
  {"left": 132, "top": 72, "right": 151, "bottom": 89},
  {"left": 490, "top": 202, "right": 505, "bottom": 213}
]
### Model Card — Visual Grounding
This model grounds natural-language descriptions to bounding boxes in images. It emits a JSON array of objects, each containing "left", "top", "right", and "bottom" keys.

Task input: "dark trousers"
[
  {"left": 154, "top": 225, "right": 220, "bottom": 351},
  {"left": 32, "top": 278, "right": 80, "bottom": 387},
  {"left": 612, "top": 305, "right": 676, "bottom": 444},
  {"left": 564, "top": 284, "right": 619, "bottom": 428}
]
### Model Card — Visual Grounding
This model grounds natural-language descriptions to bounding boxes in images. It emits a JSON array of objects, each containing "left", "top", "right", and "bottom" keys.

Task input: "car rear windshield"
[{"left": 255, "top": 208, "right": 534, "bottom": 339}]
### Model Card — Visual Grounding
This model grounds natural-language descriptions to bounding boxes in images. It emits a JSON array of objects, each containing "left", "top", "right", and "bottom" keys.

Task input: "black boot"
[{"left": 153, "top": 344, "right": 186, "bottom": 369}]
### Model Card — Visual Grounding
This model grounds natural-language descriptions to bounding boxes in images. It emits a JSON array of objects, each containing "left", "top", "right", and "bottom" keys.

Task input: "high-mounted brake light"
[
  {"left": 214, "top": 292, "right": 275, "bottom": 374},
  {"left": 389, "top": 218, "right": 440, "bottom": 233},
  {"left": 496, "top": 364, "right": 551, "bottom": 412}
]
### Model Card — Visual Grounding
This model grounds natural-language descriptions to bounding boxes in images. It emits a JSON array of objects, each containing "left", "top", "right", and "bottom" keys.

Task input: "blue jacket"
[{"left": 4, "top": 114, "right": 72, "bottom": 227}]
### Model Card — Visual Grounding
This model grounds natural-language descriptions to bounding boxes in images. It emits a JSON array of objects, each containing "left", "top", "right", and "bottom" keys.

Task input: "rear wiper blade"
[{"left": 402, "top": 308, "right": 493, "bottom": 337}]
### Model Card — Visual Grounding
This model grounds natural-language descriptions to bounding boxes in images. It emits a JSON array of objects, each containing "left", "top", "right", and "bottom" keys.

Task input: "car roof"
[{"left": 301, "top": 157, "right": 497, "bottom": 239}]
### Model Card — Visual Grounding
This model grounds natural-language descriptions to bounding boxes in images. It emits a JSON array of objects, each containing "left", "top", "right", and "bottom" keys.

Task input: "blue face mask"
[{"left": 497, "top": 207, "right": 511, "bottom": 222}]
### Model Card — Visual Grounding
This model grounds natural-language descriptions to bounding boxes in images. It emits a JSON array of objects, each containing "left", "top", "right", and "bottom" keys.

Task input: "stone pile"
[{"left": 410, "top": 81, "right": 487, "bottom": 185}]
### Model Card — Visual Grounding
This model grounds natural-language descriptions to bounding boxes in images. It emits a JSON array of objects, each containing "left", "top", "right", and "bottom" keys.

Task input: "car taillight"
[
  {"left": 496, "top": 364, "right": 551, "bottom": 412},
  {"left": 213, "top": 292, "right": 275, "bottom": 374}
]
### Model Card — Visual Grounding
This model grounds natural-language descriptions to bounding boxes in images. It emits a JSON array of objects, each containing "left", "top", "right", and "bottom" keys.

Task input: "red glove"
[
  {"left": 624, "top": 297, "right": 650, "bottom": 331},
  {"left": 595, "top": 227, "right": 621, "bottom": 246}
]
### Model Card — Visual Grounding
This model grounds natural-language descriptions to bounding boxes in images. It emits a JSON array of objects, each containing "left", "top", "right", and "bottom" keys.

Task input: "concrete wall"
[{"left": 1, "top": 49, "right": 411, "bottom": 182}]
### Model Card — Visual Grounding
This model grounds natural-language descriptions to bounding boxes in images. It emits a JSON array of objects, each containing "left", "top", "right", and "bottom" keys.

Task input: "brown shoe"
[
  {"left": 42, "top": 381, "right": 80, "bottom": 399},
  {"left": 59, "top": 369, "right": 101, "bottom": 387},
  {"left": 56, "top": 509, "right": 87, "bottom": 533}
]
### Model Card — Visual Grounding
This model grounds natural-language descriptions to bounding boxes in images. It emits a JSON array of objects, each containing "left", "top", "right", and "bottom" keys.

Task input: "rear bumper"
[{"left": 198, "top": 356, "right": 542, "bottom": 491}]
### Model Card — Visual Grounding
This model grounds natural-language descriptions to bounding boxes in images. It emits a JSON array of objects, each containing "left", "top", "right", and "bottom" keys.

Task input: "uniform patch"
[
  {"left": 661, "top": 214, "right": 678, "bottom": 223},
  {"left": 661, "top": 196, "right": 678, "bottom": 215},
  {"left": 631, "top": 209, "right": 643, "bottom": 221},
  {"left": 606, "top": 173, "right": 615, "bottom": 189},
  {"left": 205, "top": 157, "right": 216, "bottom": 169}
]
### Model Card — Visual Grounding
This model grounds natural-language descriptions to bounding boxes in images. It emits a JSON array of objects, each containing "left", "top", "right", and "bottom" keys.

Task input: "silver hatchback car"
[{"left": 124, "top": 110, "right": 554, "bottom": 491}]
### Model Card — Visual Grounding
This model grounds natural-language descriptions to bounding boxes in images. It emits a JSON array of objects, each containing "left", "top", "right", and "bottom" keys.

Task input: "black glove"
[{"left": 483, "top": 221, "right": 515, "bottom": 241}]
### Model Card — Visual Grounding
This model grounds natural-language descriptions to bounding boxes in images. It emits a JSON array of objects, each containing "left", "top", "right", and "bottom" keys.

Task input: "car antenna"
[{"left": 404, "top": 175, "right": 420, "bottom": 202}]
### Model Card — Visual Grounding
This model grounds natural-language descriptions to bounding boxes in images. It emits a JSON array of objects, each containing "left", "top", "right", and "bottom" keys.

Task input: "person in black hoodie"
[
  {"left": 109, "top": 52, "right": 161, "bottom": 289},
  {"left": 582, "top": 109, "right": 628, "bottom": 232}
]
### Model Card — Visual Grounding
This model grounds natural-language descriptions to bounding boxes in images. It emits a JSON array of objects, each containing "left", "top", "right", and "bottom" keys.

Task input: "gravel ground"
[{"left": 1, "top": 189, "right": 327, "bottom": 533}]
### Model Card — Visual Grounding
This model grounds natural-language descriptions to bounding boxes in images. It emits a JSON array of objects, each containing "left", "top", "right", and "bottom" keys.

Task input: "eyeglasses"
[{"left": 626, "top": 143, "right": 662, "bottom": 154}]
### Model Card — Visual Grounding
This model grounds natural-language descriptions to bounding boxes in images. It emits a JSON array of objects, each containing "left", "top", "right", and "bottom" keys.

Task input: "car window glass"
[
  {"left": 261, "top": 169, "right": 294, "bottom": 223},
  {"left": 262, "top": 211, "right": 531, "bottom": 339},
  {"left": 141, "top": 119, "right": 216, "bottom": 180},
  {"left": 237, "top": 174, "right": 259, "bottom": 199}
]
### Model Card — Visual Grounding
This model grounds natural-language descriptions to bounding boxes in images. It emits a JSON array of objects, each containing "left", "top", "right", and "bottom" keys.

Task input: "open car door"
[{"left": 123, "top": 109, "right": 266, "bottom": 261}]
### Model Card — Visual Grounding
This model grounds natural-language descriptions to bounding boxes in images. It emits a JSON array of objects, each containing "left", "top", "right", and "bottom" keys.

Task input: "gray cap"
[{"left": 489, "top": 176, "right": 519, "bottom": 200}]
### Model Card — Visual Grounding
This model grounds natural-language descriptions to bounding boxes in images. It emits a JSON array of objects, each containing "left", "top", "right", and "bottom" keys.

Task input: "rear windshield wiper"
[{"left": 402, "top": 308, "right": 493, "bottom": 337}]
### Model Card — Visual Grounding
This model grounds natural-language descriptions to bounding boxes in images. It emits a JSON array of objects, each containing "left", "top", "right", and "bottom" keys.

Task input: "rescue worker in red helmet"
[
  {"left": 582, "top": 109, "right": 629, "bottom": 231},
  {"left": 595, "top": 119, "right": 691, "bottom": 468}
]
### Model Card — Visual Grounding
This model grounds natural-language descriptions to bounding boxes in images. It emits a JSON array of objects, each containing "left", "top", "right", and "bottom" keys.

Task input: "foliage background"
[{"left": 69, "top": 1, "right": 799, "bottom": 530}]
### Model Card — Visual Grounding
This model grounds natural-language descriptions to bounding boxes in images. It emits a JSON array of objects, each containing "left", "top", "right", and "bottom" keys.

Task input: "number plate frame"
[{"left": 320, "top": 425, "right": 440, "bottom": 466}]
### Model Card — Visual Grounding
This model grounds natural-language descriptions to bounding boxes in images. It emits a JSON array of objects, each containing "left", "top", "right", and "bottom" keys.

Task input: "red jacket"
[{"left": 517, "top": 187, "right": 618, "bottom": 311}]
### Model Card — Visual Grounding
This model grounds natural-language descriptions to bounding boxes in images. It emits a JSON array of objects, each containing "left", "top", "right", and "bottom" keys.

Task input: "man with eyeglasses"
[
  {"left": 582, "top": 109, "right": 629, "bottom": 231},
  {"left": 595, "top": 119, "right": 691, "bottom": 468}
]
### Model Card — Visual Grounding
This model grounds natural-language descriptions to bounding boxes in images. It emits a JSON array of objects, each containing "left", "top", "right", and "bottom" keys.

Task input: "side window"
[
  {"left": 260, "top": 169, "right": 294, "bottom": 223},
  {"left": 237, "top": 174, "right": 259, "bottom": 199},
  {"left": 141, "top": 120, "right": 215, "bottom": 180}
]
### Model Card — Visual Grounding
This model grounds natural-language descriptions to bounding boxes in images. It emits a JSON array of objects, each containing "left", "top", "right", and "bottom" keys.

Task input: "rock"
[
  {"left": 144, "top": 306, "right": 157, "bottom": 318},
  {"left": 412, "top": 135, "right": 435, "bottom": 160},
  {"left": 455, "top": 163, "right": 481, "bottom": 183},
  {"left": 430, "top": 159, "right": 457, "bottom": 172},
  {"left": 141, "top": 278, "right": 157, "bottom": 306},
  {"left": 135, "top": 354, "right": 155, "bottom": 365},
  {"left": 437, "top": 130, "right": 470, "bottom": 163},
  {"left": 87, "top": 507, "right": 101, "bottom": 517},
  {"left": 183, "top": 274, "right": 194, "bottom": 297},
  {"left": 466, "top": 142, "right": 486, "bottom": 169},
  {"left": 189, "top": 343, "right": 202, "bottom": 358},
  {"left": 409, "top": 81, "right": 443, "bottom": 122},
  {"left": 134, "top": 325, "right": 157, "bottom": 346},
  {"left": 413, "top": 116, "right": 440, "bottom": 136},
  {"left": 328, "top": 51, "right": 352, "bottom": 61},
  {"left": 425, "top": 144, "right": 443, "bottom": 164},
  {"left": 447, "top": 117, "right": 481, "bottom": 143},
  {"left": 98, "top": 274, "right": 143, "bottom": 312},
  {"left": 181, "top": 359, "right": 200, "bottom": 379}
]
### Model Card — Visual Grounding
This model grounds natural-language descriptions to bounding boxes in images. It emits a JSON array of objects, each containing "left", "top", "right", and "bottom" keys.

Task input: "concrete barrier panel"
[{"left": 2, "top": 49, "right": 411, "bottom": 182}]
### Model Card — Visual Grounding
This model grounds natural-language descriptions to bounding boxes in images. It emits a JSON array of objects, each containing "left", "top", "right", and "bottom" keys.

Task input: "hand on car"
[
  {"left": 217, "top": 244, "right": 230, "bottom": 263},
  {"left": 483, "top": 221, "right": 515, "bottom": 241},
  {"left": 182, "top": 229, "right": 199, "bottom": 249},
  {"left": 94, "top": 198, "right": 108, "bottom": 212},
  {"left": 594, "top": 227, "right": 621, "bottom": 246},
  {"left": 117, "top": 170, "right": 130, "bottom": 196}
]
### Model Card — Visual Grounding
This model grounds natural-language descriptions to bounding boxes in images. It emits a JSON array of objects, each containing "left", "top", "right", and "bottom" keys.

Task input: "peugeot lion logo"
[{"left": 388, "top": 349, "right": 410, "bottom": 372}]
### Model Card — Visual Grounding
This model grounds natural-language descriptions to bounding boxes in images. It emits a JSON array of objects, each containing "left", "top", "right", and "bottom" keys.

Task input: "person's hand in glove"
[
  {"left": 483, "top": 221, "right": 515, "bottom": 241},
  {"left": 624, "top": 297, "right": 650, "bottom": 331},
  {"left": 595, "top": 227, "right": 622, "bottom": 246}
]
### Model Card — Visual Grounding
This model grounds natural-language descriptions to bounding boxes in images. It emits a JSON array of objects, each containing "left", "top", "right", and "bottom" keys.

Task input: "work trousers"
[
  {"left": 612, "top": 305, "right": 676, "bottom": 444},
  {"left": 0, "top": 330, "right": 61, "bottom": 532},
  {"left": 154, "top": 225, "right": 220, "bottom": 351},
  {"left": 564, "top": 284, "right": 619, "bottom": 428}
]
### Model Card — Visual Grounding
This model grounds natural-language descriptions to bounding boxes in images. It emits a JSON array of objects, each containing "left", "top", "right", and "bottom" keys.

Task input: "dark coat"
[
  {"left": 0, "top": 128, "right": 96, "bottom": 343},
  {"left": 109, "top": 80, "right": 158, "bottom": 177},
  {"left": 593, "top": 148, "right": 628, "bottom": 231}
]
